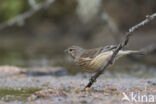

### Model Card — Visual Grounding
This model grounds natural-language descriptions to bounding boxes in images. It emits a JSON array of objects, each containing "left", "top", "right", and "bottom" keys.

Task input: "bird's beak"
[{"left": 64, "top": 49, "right": 68, "bottom": 54}]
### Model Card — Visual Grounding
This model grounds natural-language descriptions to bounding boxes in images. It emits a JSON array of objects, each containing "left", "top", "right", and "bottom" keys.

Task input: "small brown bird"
[{"left": 64, "top": 45, "right": 143, "bottom": 72}]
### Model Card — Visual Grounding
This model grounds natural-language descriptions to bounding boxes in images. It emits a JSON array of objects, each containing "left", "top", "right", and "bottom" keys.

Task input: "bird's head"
[{"left": 64, "top": 46, "right": 85, "bottom": 59}]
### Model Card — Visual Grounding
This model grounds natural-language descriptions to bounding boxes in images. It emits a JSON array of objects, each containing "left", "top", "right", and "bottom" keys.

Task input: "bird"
[{"left": 64, "top": 45, "right": 143, "bottom": 73}]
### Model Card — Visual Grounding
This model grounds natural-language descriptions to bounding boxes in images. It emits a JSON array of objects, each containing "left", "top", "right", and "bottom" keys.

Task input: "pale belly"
[
  {"left": 78, "top": 50, "right": 129, "bottom": 73},
  {"left": 88, "top": 51, "right": 113, "bottom": 71}
]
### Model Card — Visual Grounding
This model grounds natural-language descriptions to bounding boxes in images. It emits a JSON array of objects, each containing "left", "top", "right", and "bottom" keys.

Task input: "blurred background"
[{"left": 0, "top": 0, "right": 156, "bottom": 75}]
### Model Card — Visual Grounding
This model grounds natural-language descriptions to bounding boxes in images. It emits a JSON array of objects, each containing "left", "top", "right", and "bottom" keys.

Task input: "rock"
[
  {"left": 105, "top": 88, "right": 117, "bottom": 92},
  {"left": 74, "top": 88, "right": 80, "bottom": 94},
  {"left": 28, "top": 89, "right": 67, "bottom": 101},
  {"left": 0, "top": 66, "right": 24, "bottom": 77}
]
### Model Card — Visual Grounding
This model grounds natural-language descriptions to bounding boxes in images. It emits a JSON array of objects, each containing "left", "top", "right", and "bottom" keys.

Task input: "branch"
[
  {"left": 0, "top": 0, "right": 55, "bottom": 30},
  {"left": 85, "top": 13, "right": 156, "bottom": 88}
]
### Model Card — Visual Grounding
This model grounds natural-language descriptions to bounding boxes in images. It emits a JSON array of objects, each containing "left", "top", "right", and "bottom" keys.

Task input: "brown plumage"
[{"left": 64, "top": 45, "right": 143, "bottom": 73}]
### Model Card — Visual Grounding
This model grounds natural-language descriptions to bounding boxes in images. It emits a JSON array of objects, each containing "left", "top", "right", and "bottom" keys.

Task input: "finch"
[{"left": 64, "top": 45, "right": 143, "bottom": 72}]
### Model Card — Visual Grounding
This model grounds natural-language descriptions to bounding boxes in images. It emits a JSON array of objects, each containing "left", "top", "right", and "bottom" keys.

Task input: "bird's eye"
[{"left": 69, "top": 49, "right": 73, "bottom": 52}]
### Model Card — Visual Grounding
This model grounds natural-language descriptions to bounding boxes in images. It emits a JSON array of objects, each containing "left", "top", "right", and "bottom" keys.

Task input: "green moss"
[
  {"left": 0, "top": 87, "right": 41, "bottom": 101},
  {"left": 0, "top": 0, "right": 26, "bottom": 22}
]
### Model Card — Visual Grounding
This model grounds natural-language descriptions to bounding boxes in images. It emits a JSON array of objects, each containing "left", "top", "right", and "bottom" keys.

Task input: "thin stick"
[{"left": 85, "top": 13, "right": 156, "bottom": 88}]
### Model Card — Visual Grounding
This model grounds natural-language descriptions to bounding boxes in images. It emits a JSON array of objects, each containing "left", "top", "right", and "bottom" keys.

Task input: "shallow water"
[{"left": 0, "top": 88, "right": 41, "bottom": 101}]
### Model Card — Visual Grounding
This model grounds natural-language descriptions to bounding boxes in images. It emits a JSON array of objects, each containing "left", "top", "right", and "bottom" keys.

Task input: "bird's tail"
[
  {"left": 117, "top": 50, "right": 144, "bottom": 58},
  {"left": 124, "top": 50, "right": 144, "bottom": 55}
]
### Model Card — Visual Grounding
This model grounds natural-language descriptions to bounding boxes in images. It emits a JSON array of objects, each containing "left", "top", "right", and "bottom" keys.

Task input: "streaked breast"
[{"left": 89, "top": 51, "right": 113, "bottom": 70}]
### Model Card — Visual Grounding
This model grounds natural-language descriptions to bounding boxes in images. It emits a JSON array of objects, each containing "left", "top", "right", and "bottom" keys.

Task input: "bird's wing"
[
  {"left": 80, "top": 45, "right": 117, "bottom": 59},
  {"left": 80, "top": 48, "right": 103, "bottom": 59},
  {"left": 101, "top": 45, "right": 117, "bottom": 52}
]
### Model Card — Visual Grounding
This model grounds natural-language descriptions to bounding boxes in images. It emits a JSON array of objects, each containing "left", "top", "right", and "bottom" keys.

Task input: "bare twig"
[
  {"left": 85, "top": 13, "right": 156, "bottom": 88},
  {"left": 0, "top": 0, "right": 55, "bottom": 30}
]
